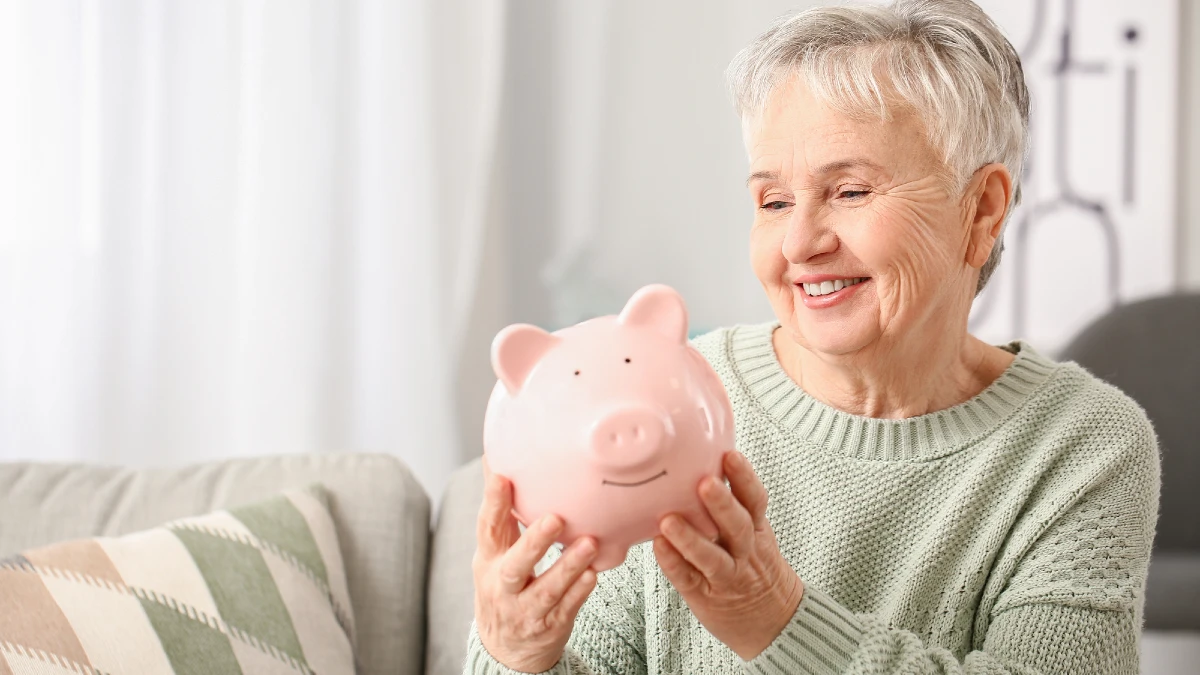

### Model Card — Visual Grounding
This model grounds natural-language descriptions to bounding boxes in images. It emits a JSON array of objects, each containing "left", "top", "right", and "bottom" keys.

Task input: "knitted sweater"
[{"left": 465, "top": 322, "right": 1160, "bottom": 675}]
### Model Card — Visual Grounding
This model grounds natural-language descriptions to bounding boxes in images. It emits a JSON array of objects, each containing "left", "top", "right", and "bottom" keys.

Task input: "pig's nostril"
[{"left": 634, "top": 426, "right": 644, "bottom": 440}]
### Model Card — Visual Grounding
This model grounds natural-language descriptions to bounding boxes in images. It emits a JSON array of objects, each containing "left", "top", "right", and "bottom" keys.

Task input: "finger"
[
  {"left": 546, "top": 567, "right": 597, "bottom": 627},
  {"left": 660, "top": 514, "right": 732, "bottom": 581},
  {"left": 522, "top": 536, "right": 598, "bottom": 616},
  {"left": 699, "top": 475, "right": 756, "bottom": 558},
  {"left": 476, "top": 468, "right": 520, "bottom": 556},
  {"left": 653, "top": 535, "right": 704, "bottom": 594},
  {"left": 497, "top": 514, "right": 563, "bottom": 594},
  {"left": 725, "top": 451, "right": 769, "bottom": 526}
]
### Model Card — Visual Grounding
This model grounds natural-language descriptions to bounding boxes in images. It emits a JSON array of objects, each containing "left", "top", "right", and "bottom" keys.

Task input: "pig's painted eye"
[
  {"left": 574, "top": 370, "right": 580, "bottom": 376},
  {"left": 624, "top": 357, "right": 631, "bottom": 363}
]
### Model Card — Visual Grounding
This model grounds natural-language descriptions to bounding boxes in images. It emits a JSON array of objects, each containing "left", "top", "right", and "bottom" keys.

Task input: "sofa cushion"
[
  {"left": 0, "top": 453, "right": 430, "bottom": 675},
  {"left": 0, "top": 486, "right": 354, "bottom": 674}
]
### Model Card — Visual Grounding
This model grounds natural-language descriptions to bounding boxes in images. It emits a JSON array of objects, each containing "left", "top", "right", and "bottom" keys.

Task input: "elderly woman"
[{"left": 466, "top": 0, "right": 1159, "bottom": 673}]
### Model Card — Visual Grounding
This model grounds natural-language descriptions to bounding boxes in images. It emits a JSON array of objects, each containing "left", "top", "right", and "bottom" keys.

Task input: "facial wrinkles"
[
  {"left": 870, "top": 176, "right": 954, "bottom": 337},
  {"left": 844, "top": 111, "right": 966, "bottom": 344}
]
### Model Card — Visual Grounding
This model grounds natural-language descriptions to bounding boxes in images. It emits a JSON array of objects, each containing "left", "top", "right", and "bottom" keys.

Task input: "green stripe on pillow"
[
  {"left": 140, "top": 595, "right": 245, "bottom": 675},
  {"left": 230, "top": 494, "right": 328, "bottom": 586},
  {"left": 171, "top": 526, "right": 306, "bottom": 665}
]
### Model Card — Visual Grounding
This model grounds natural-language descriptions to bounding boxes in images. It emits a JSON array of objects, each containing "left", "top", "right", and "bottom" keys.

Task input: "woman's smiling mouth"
[
  {"left": 801, "top": 277, "right": 867, "bottom": 296},
  {"left": 796, "top": 276, "right": 870, "bottom": 309}
]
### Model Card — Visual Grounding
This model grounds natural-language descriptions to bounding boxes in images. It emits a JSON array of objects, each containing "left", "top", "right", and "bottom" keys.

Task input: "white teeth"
[{"left": 803, "top": 277, "right": 865, "bottom": 297}]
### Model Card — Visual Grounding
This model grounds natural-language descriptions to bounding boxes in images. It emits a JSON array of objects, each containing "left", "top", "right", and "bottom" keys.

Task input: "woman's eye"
[
  {"left": 838, "top": 189, "right": 870, "bottom": 201},
  {"left": 759, "top": 200, "right": 791, "bottom": 211}
]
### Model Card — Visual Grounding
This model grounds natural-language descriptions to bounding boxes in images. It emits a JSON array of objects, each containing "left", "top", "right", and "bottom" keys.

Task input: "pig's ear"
[
  {"left": 491, "top": 323, "right": 560, "bottom": 395},
  {"left": 618, "top": 284, "right": 688, "bottom": 344}
]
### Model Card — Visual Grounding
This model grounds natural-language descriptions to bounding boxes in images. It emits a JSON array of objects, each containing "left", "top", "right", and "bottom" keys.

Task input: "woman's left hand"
[{"left": 653, "top": 450, "right": 804, "bottom": 661}]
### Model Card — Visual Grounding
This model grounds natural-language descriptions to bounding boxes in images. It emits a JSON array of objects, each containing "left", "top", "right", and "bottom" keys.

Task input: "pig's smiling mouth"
[{"left": 602, "top": 470, "right": 667, "bottom": 488}]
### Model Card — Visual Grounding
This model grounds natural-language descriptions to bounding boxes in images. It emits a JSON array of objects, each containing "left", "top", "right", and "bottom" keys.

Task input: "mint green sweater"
[{"left": 466, "top": 322, "right": 1160, "bottom": 674}]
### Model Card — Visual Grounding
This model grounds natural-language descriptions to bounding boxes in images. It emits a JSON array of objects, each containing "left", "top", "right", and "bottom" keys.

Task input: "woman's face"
[{"left": 745, "top": 79, "right": 986, "bottom": 358}]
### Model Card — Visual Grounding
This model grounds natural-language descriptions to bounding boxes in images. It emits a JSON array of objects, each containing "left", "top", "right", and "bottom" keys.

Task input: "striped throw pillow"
[{"left": 0, "top": 485, "right": 355, "bottom": 675}]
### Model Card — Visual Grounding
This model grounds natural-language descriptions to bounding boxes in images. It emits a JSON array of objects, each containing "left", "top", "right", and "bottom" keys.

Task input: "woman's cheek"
[
  {"left": 749, "top": 220, "right": 786, "bottom": 282},
  {"left": 864, "top": 202, "right": 953, "bottom": 281},
  {"left": 849, "top": 215, "right": 931, "bottom": 324}
]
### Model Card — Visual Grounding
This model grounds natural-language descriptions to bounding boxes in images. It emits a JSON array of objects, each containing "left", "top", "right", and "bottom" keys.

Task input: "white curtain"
[{"left": 0, "top": 0, "right": 504, "bottom": 497}]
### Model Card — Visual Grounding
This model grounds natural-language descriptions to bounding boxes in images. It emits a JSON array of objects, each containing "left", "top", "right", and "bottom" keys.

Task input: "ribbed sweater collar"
[{"left": 727, "top": 322, "right": 1059, "bottom": 461}]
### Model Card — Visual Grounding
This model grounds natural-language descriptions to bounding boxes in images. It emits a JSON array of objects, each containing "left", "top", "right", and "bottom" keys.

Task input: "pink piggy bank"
[{"left": 483, "top": 284, "right": 734, "bottom": 571}]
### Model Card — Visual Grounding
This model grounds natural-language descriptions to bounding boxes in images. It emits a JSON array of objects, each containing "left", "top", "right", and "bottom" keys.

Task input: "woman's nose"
[{"left": 781, "top": 208, "right": 839, "bottom": 264}]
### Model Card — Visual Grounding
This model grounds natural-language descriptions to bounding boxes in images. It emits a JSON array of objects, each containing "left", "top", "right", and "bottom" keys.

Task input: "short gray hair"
[{"left": 726, "top": 0, "right": 1030, "bottom": 295}]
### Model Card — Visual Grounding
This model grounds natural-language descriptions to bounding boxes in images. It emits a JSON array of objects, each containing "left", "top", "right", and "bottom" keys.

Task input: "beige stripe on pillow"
[
  {"left": 23, "top": 539, "right": 124, "bottom": 586},
  {"left": 39, "top": 572, "right": 175, "bottom": 674},
  {"left": 285, "top": 488, "right": 355, "bottom": 637},
  {"left": 230, "top": 637, "right": 310, "bottom": 675},
  {"left": 0, "top": 567, "right": 92, "bottom": 667},
  {"left": 98, "top": 528, "right": 222, "bottom": 619},
  {"left": 1, "top": 648, "right": 87, "bottom": 675},
  {"left": 260, "top": 546, "right": 354, "bottom": 674}
]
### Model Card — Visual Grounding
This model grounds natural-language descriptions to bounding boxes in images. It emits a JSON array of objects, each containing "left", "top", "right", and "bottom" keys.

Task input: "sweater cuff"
[
  {"left": 741, "top": 585, "right": 866, "bottom": 675},
  {"left": 465, "top": 624, "right": 574, "bottom": 675}
]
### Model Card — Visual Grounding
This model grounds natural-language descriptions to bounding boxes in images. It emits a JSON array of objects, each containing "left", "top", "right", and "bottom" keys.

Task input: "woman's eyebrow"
[
  {"left": 746, "top": 159, "right": 883, "bottom": 186},
  {"left": 746, "top": 170, "right": 780, "bottom": 187},
  {"left": 810, "top": 158, "right": 884, "bottom": 175}
]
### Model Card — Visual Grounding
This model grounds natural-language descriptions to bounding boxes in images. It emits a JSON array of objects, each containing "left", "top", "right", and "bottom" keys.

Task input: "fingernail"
[
  {"left": 662, "top": 516, "right": 681, "bottom": 535},
  {"left": 576, "top": 538, "right": 596, "bottom": 557},
  {"left": 539, "top": 515, "right": 562, "bottom": 533}
]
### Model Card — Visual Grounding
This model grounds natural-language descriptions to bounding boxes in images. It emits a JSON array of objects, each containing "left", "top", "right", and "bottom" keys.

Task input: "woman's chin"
[{"left": 792, "top": 323, "right": 878, "bottom": 358}]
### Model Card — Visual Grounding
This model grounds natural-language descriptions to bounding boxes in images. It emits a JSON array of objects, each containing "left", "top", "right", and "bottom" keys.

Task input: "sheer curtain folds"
[{"left": 0, "top": 0, "right": 504, "bottom": 497}]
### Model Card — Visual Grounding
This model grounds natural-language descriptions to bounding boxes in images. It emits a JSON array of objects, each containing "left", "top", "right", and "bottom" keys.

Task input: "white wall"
[{"left": 1183, "top": 0, "right": 1200, "bottom": 289}]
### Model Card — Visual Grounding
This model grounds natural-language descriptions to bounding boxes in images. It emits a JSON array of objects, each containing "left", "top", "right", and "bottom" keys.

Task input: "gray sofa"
[
  {"left": 2, "top": 449, "right": 1198, "bottom": 674},
  {"left": 0, "top": 454, "right": 433, "bottom": 675}
]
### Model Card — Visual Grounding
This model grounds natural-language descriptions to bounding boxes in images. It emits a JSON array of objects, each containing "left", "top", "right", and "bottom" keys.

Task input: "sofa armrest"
[
  {"left": 427, "top": 457, "right": 485, "bottom": 675},
  {"left": 1145, "top": 551, "right": 1200, "bottom": 630}
]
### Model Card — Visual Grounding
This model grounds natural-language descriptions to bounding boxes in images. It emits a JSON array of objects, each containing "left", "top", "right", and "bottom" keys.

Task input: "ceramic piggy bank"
[{"left": 483, "top": 284, "right": 734, "bottom": 571}]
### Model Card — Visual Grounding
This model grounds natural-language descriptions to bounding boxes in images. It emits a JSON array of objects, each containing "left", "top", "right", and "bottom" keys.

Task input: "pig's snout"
[{"left": 589, "top": 407, "right": 673, "bottom": 469}]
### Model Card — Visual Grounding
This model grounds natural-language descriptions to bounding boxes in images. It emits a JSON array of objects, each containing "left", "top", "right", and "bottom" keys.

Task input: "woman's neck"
[{"left": 771, "top": 326, "right": 1015, "bottom": 420}]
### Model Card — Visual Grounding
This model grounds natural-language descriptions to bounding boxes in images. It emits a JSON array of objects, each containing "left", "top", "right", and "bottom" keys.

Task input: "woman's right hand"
[{"left": 473, "top": 459, "right": 600, "bottom": 673}]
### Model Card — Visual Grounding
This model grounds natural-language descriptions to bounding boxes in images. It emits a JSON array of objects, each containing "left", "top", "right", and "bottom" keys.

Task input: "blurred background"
[{"left": 0, "top": 0, "right": 1197, "bottom": 501}]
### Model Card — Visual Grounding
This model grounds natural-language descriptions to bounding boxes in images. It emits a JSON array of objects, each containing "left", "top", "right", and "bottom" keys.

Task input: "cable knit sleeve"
[
  {"left": 741, "top": 409, "right": 1160, "bottom": 675},
  {"left": 464, "top": 542, "right": 649, "bottom": 675}
]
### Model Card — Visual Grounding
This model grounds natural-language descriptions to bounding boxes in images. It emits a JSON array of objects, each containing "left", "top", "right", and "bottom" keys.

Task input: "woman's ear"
[{"left": 965, "top": 163, "right": 1013, "bottom": 269}]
